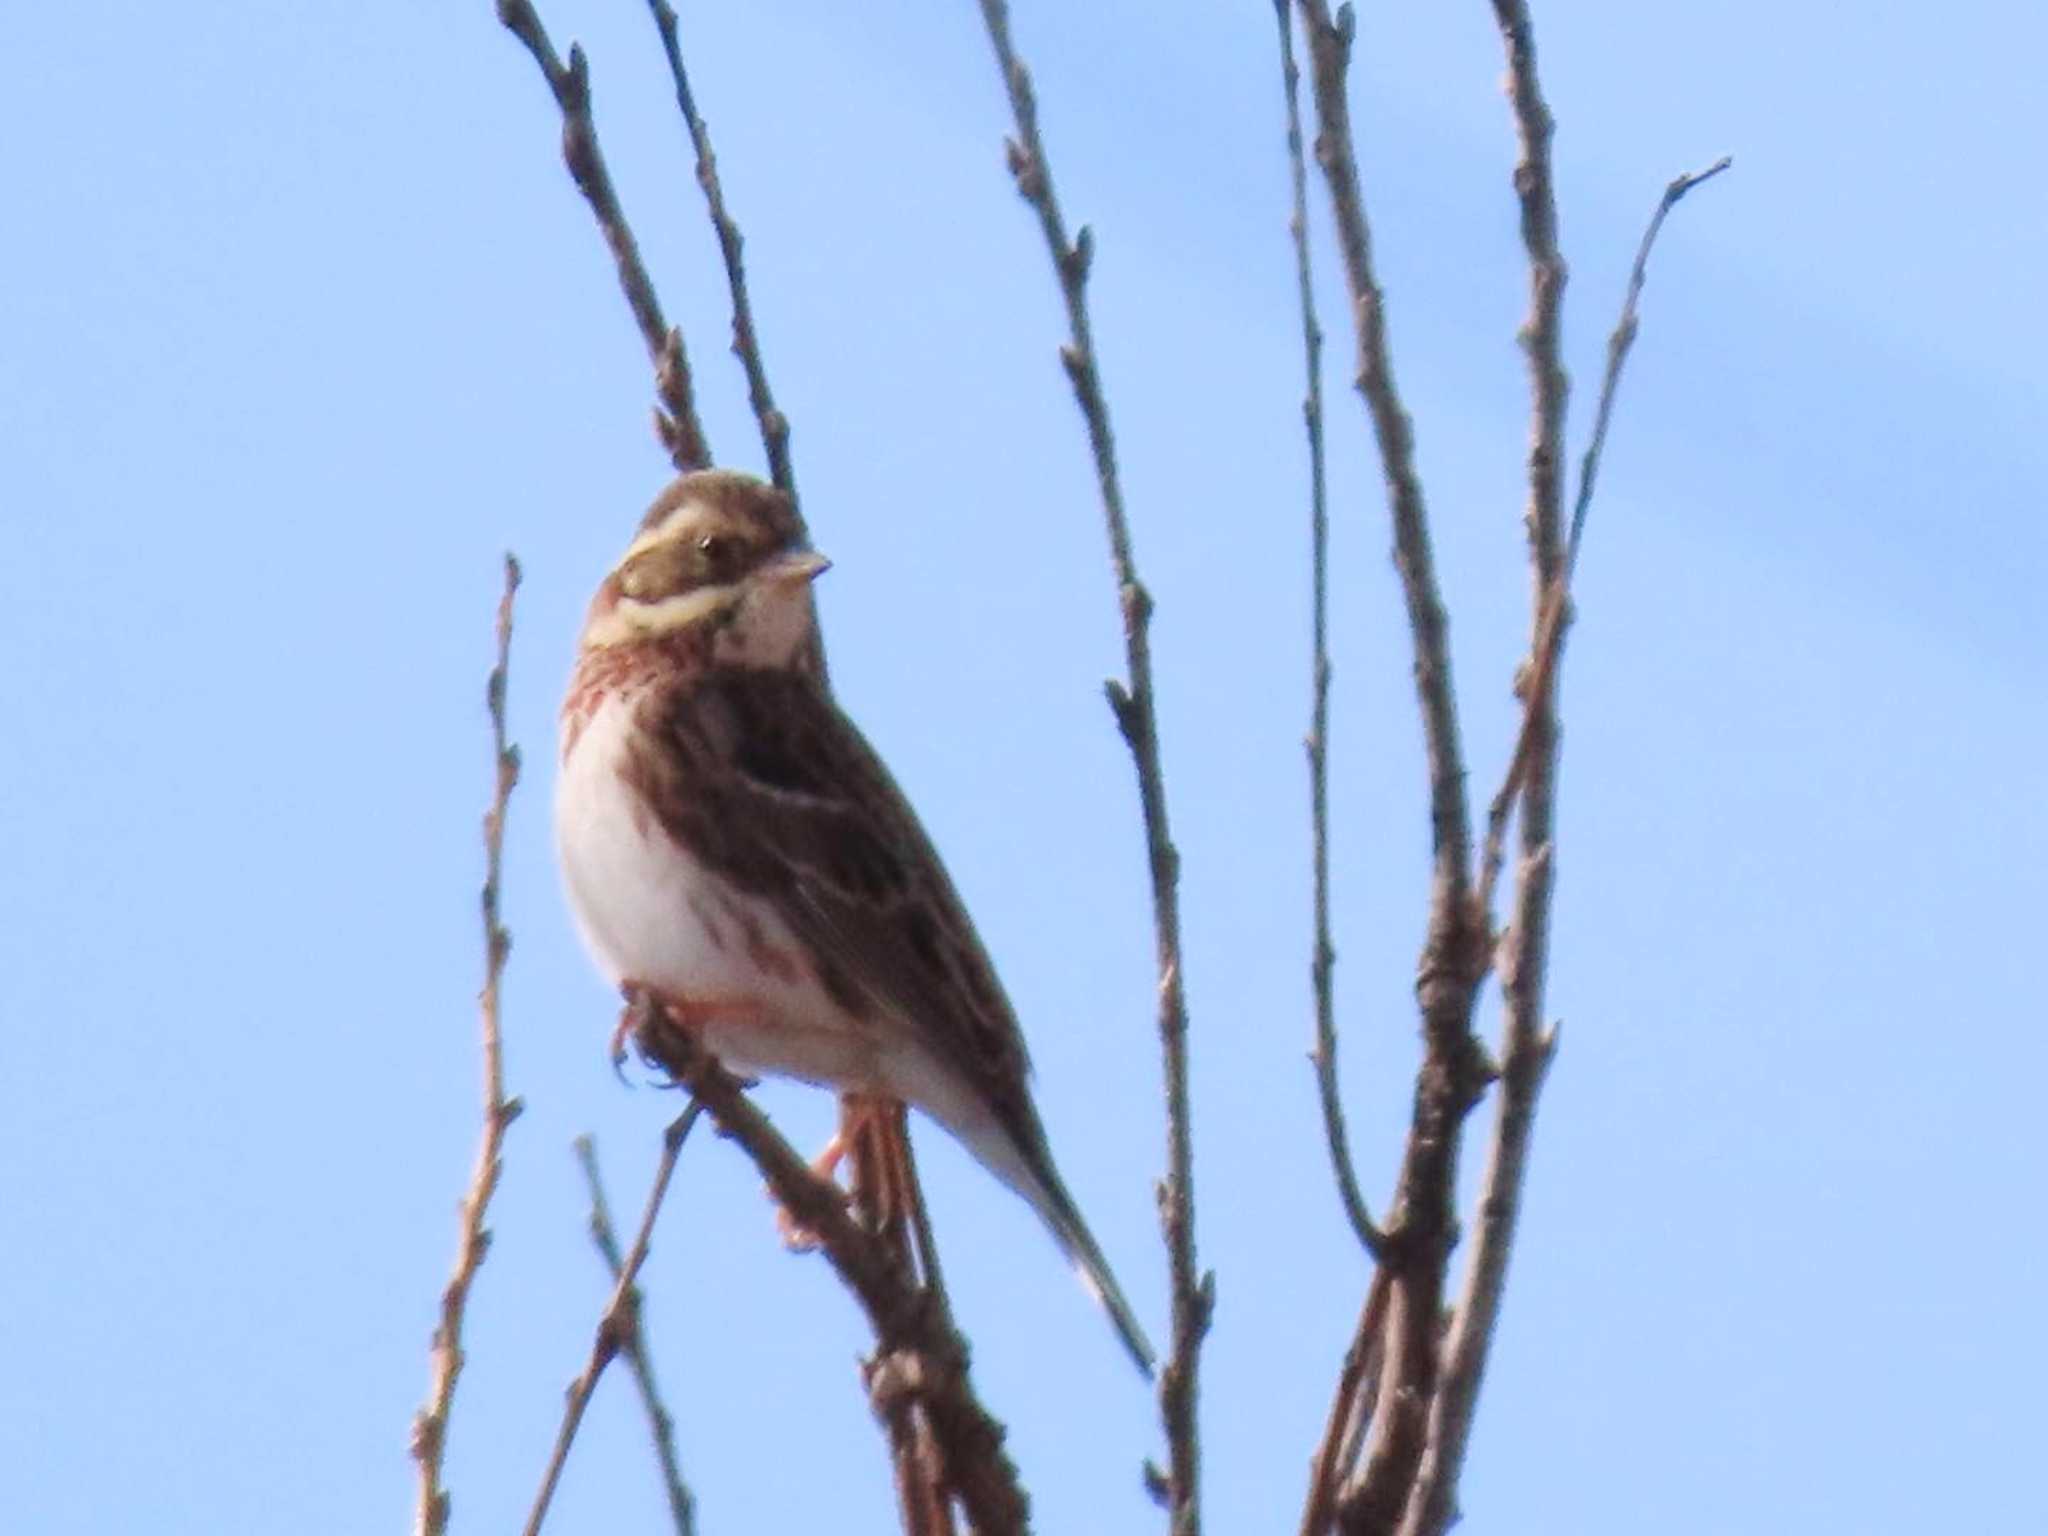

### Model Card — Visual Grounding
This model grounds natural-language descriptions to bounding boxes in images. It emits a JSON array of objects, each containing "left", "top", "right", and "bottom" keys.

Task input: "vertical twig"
[
  {"left": 1293, "top": 1, "right": 1474, "bottom": 897},
  {"left": 525, "top": 1106, "right": 704, "bottom": 1536},
  {"left": 969, "top": 4, "right": 1207, "bottom": 1529},
  {"left": 1489, "top": 0, "right": 1570, "bottom": 594},
  {"left": 1298, "top": 1268, "right": 1391, "bottom": 1536},
  {"left": 643, "top": 0, "right": 798, "bottom": 514},
  {"left": 573, "top": 1135, "right": 698, "bottom": 1536},
  {"left": 1272, "top": 0, "right": 1383, "bottom": 1264},
  {"left": 411, "top": 555, "right": 526, "bottom": 1536},
  {"left": 1291, "top": 5, "right": 1495, "bottom": 1529},
  {"left": 1403, "top": 154, "right": 1729, "bottom": 1536},
  {"left": 494, "top": 0, "right": 709, "bottom": 471}
]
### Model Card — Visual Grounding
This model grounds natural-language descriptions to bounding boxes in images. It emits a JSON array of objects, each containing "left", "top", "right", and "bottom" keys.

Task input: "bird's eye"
[{"left": 696, "top": 533, "right": 736, "bottom": 572}]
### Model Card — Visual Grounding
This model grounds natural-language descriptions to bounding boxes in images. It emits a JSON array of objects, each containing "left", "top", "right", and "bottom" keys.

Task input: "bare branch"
[
  {"left": 1291, "top": 6, "right": 1494, "bottom": 1528},
  {"left": 1474, "top": 155, "right": 1729, "bottom": 922},
  {"left": 1407, "top": 156, "right": 1729, "bottom": 1536},
  {"left": 968, "top": 3, "right": 1205, "bottom": 1525},
  {"left": 1490, "top": 0, "right": 1570, "bottom": 590},
  {"left": 642, "top": 0, "right": 798, "bottom": 512},
  {"left": 526, "top": 1106, "right": 704, "bottom": 1536},
  {"left": 1566, "top": 157, "right": 1731, "bottom": 572},
  {"left": 494, "top": 0, "right": 709, "bottom": 471},
  {"left": 411, "top": 555, "right": 526, "bottom": 1536},
  {"left": 573, "top": 1135, "right": 698, "bottom": 1536},
  {"left": 629, "top": 995, "right": 1029, "bottom": 1536},
  {"left": 1272, "top": 0, "right": 1383, "bottom": 1264},
  {"left": 1299, "top": 1267, "right": 1390, "bottom": 1536},
  {"left": 1293, "top": 0, "right": 1473, "bottom": 902}
]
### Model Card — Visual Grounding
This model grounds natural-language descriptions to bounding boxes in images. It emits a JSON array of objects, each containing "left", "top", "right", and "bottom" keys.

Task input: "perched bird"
[{"left": 555, "top": 468, "right": 1155, "bottom": 1375}]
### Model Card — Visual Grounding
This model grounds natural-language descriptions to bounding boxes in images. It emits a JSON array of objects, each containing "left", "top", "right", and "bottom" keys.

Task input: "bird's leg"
[
  {"left": 779, "top": 1093, "right": 889, "bottom": 1250},
  {"left": 851, "top": 1097, "right": 917, "bottom": 1241}
]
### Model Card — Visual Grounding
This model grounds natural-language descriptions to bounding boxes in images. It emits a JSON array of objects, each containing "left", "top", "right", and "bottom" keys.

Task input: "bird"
[{"left": 554, "top": 467, "right": 1155, "bottom": 1376}]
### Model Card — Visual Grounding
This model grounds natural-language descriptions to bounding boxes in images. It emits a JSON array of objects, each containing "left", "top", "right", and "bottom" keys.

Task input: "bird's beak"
[{"left": 763, "top": 549, "right": 831, "bottom": 586}]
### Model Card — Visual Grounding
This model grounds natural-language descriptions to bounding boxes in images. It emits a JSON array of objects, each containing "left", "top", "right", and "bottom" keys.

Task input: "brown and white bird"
[{"left": 554, "top": 468, "right": 1154, "bottom": 1375}]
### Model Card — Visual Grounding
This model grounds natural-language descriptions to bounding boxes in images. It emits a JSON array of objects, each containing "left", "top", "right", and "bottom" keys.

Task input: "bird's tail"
[{"left": 1015, "top": 1146, "right": 1156, "bottom": 1378}]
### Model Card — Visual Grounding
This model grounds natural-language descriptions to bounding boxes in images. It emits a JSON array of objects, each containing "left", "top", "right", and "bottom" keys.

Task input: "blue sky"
[{"left": 3, "top": 2, "right": 2043, "bottom": 1532}]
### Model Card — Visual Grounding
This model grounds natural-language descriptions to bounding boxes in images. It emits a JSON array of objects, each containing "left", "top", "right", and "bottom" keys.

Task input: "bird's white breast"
[
  {"left": 555, "top": 692, "right": 756, "bottom": 1000},
  {"left": 555, "top": 687, "right": 876, "bottom": 1087}
]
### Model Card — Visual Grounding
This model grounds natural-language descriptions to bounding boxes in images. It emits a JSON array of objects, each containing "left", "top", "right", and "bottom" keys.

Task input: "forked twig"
[
  {"left": 970, "top": 3, "right": 1205, "bottom": 1526},
  {"left": 1298, "top": 1267, "right": 1391, "bottom": 1536},
  {"left": 494, "top": 0, "right": 709, "bottom": 471},
  {"left": 1472, "top": 155, "right": 1732, "bottom": 922},
  {"left": 574, "top": 1136, "right": 698, "bottom": 1536},
  {"left": 1408, "top": 151, "right": 1728, "bottom": 1536},
  {"left": 525, "top": 1106, "right": 704, "bottom": 1536},
  {"left": 411, "top": 555, "right": 525, "bottom": 1536},
  {"left": 643, "top": 0, "right": 798, "bottom": 513},
  {"left": 1293, "top": 4, "right": 1494, "bottom": 1527},
  {"left": 1272, "top": 0, "right": 1383, "bottom": 1264}
]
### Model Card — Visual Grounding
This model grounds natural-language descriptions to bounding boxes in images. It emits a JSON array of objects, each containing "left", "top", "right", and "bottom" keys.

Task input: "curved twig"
[
  {"left": 1566, "top": 157, "right": 1732, "bottom": 573},
  {"left": 411, "top": 555, "right": 525, "bottom": 1536},
  {"left": 1272, "top": 0, "right": 1383, "bottom": 1264}
]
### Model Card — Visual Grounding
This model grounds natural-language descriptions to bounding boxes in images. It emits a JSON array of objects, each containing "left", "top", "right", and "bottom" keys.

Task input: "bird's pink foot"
[{"left": 776, "top": 1127, "right": 857, "bottom": 1251}]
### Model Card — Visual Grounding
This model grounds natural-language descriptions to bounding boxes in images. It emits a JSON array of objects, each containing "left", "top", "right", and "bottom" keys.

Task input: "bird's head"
[{"left": 580, "top": 470, "right": 828, "bottom": 669}]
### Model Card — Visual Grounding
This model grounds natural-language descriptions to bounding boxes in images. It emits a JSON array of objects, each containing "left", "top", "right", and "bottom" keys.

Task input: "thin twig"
[
  {"left": 848, "top": 1099, "right": 960, "bottom": 1536},
  {"left": 969, "top": 4, "right": 1205, "bottom": 1527},
  {"left": 643, "top": 0, "right": 797, "bottom": 514},
  {"left": 1490, "top": 0, "right": 1570, "bottom": 592},
  {"left": 1293, "top": 1, "right": 1473, "bottom": 903},
  {"left": 1472, "top": 155, "right": 1732, "bottom": 921},
  {"left": 1567, "top": 157, "right": 1731, "bottom": 573},
  {"left": 1299, "top": 1267, "right": 1391, "bottom": 1536},
  {"left": 574, "top": 1136, "right": 698, "bottom": 1536},
  {"left": 629, "top": 996, "right": 1029, "bottom": 1536},
  {"left": 1292, "top": 6, "right": 1495, "bottom": 1529},
  {"left": 495, "top": 0, "right": 709, "bottom": 471},
  {"left": 411, "top": 556, "right": 525, "bottom": 1536},
  {"left": 525, "top": 1106, "right": 703, "bottom": 1536},
  {"left": 1273, "top": 0, "right": 1383, "bottom": 1264},
  {"left": 1404, "top": 155, "right": 1729, "bottom": 1536}
]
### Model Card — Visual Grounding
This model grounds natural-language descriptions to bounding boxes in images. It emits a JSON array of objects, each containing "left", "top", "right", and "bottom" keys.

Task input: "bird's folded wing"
[{"left": 629, "top": 667, "right": 1038, "bottom": 1126}]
